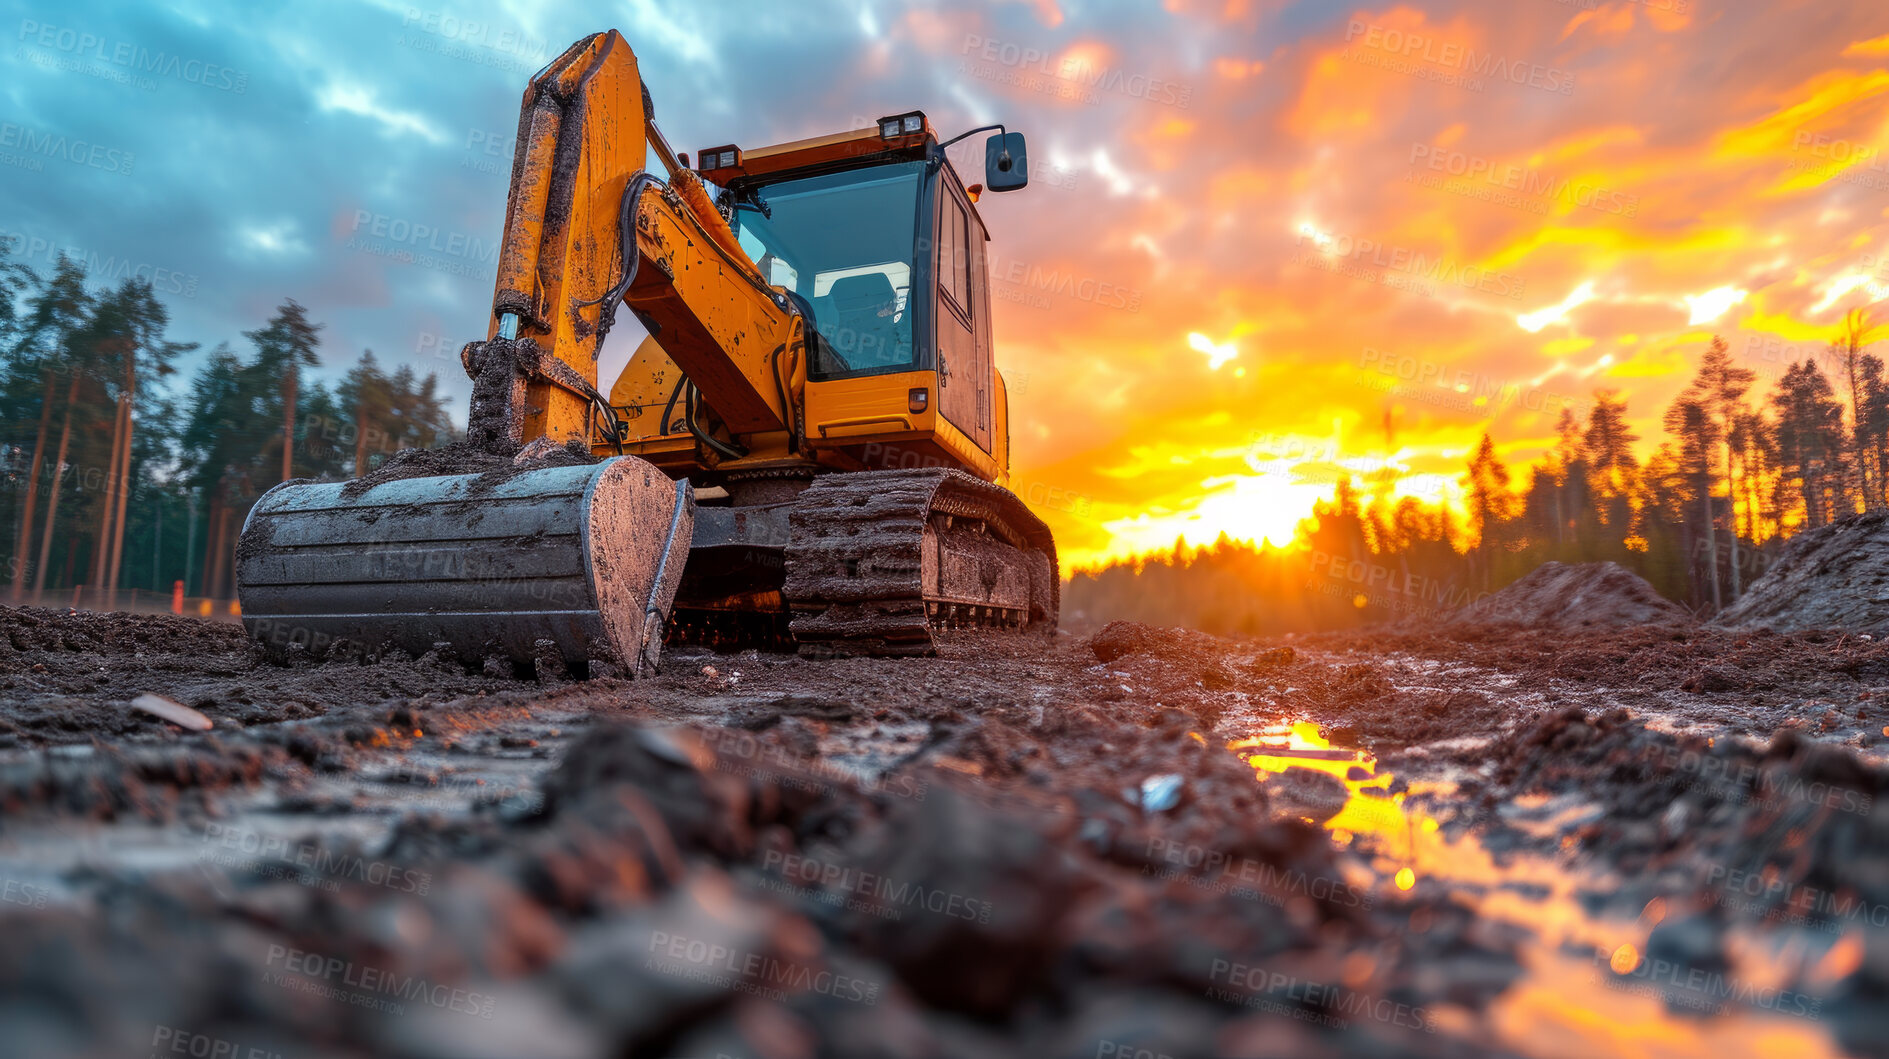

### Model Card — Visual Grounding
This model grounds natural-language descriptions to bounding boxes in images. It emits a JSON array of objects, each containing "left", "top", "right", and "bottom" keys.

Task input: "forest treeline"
[
  {"left": 1066, "top": 311, "right": 1888, "bottom": 635},
  {"left": 5, "top": 238, "right": 1883, "bottom": 630},
  {"left": 1, "top": 248, "right": 456, "bottom": 603}
]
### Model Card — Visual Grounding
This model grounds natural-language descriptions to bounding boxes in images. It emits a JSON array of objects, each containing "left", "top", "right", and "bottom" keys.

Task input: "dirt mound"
[
  {"left": 1715, "top": 513, "right": 1889, "bottom": 634},
  {"left": 1092, "top": 620, "right": 1220, "bottom": 662},
  {"left": 1446, "top": 561, "right": 1692, "bottom": 629}
]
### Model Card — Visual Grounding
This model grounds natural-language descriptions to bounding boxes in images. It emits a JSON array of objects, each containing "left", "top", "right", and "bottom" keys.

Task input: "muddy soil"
[
  {"left": 1445, "top": 561, "right": 1694, "bottom": 629},
  {"left": 1717, "top": 513, "right": 1889, "bottom": 635},
  {"left": 336, "top": 436, "right": 596, "bottom": 499},
  {"left": 1, "top": 605, "right": 1886, "bottom": 1058}
]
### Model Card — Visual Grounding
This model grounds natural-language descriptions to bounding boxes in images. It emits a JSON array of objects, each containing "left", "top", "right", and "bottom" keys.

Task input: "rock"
[
  {"left": 832, "top": 784, "right": 1091, "bottom": 1019},
  {"left": 1136, "top": 774, "right": 1185, "bottom": 812},
  {"left": 1262, "top": 767, "right": 1351, "bottom": 823},
  {"left": 130, "top": 693, "right": 213, "bottom": 732}
]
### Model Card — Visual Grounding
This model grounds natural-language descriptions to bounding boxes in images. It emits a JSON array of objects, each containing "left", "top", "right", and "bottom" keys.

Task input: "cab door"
[{"left": 933, "top": 169, "right": 993, "bottom": 453}]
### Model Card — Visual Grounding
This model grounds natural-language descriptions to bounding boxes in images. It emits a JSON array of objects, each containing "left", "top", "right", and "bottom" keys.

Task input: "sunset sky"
[{"left": 6, "top": 1, "right": 1889, "bottom": 568}]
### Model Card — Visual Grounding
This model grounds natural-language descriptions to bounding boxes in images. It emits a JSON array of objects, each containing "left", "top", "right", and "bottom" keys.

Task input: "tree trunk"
[
  {"left": 1848, "top": 340, "right": 1875, "bottom": 513},
  {"left": 355, "top": 392, "right": 369, "bottom": 476},
  {"left": 92, "top": 389, "right": 126, "bottom": 589},
  {"left": 1803, "top": 457, "right": 1821, "bottom": 529},
  {"left": 31, "top": 375, "right": 80, "bottom": 603},
  {"left": 151, "top": 489, "right": 162, "bottom": 594},
  {"left": 184, "top": 491, "right": 198, "bottom": 596},
  {"left": 282, "top": 363, "right": 297, "bottom": 483},
  {"left": 202, "top": 495, "right": 224, "bottom": 599},
  {"left": 216, "top": 507, "right": 237, "bottom": 600},
  {"left": 9, "top": 370, "right": 54, "bottom": 602},
  {"left": 1725, "top": 439, "right": 1741, "bottom": 600},
  {"left": 105, "top": 357, "right": 137, "bottom": 605},
  {"left": 1701, "top": 478, "right": 1721, "bottom": 613}
]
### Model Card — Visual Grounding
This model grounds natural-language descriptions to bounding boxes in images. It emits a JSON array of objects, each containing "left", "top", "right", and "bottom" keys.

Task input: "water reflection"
[{"left": 1227, "top": 719, "right": 1847, "bottom": 1059}]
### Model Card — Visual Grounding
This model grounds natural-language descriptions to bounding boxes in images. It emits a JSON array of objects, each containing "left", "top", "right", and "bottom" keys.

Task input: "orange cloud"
[{"left": 847, "top": 0, "right": 1889, "bottom": 566}]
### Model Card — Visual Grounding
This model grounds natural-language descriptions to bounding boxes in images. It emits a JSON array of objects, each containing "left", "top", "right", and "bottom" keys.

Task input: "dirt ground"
[
  {"left": 1444, "top": 560, "right": 1694, "bottom": 629},
  {"left": 3, "top": 584, "right": 1888, "bottom": 1059},
  {"left": 1715, "top": 512, "right": 1889, "bottom": 635}
]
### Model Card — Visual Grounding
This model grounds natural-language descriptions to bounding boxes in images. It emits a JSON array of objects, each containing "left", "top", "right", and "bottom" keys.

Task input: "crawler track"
[{"left": 782, "top": 469, "right": 1059, "bottom": 655}]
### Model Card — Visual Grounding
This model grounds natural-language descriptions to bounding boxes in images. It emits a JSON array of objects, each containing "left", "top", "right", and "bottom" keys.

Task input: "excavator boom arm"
[{"left": 480, "top": 30, "right": 796, "bottom": 449}]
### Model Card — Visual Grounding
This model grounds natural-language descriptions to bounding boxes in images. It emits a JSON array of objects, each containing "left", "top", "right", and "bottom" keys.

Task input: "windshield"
[{"left": 729, "top": 164, "right": 922, "bottom": 378}]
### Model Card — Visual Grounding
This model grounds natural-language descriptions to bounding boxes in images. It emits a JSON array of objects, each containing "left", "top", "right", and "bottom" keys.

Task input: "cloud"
[
  {"left": 316, "top": 82, "right": 448, "bottom": 144},
  {"left": 9, "top": 0, "right": 1889, "bottom": 568},
  {"left": 1518, "top": 281, "right": 1597, "bottom": 333}
]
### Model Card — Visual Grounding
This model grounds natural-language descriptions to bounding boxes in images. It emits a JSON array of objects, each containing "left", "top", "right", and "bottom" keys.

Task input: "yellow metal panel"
[
  {"left": 611, "top": 334, "right": 686, "bottom": 441},
  {"left": 622, "top": 188, "right": 796, "bottom": 435},
  {"left": 802, "top": 371, "right": 1000, "bottom": 481},
  {"left": 486, "top": 31, "right": 647, "bottom": 447}
]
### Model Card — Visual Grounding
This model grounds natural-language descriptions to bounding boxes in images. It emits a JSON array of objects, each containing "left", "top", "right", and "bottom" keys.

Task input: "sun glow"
[
  {"left": 1683, "top": 285, "right": 1748, "bottom": 325},
  {"left": 1188, "top": 331, "right": 1240, "bottom": 370},
  {"left": 1096, "top": 471, "right": 1325, "bottom": 556}
]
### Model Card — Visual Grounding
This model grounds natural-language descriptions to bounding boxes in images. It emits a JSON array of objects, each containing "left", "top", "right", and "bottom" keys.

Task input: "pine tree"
[
  {"left": 1668, "top": 336, "right": 1755, "bottom": 604},
  {"left": 1551, "top": 405, "right": 1588, "bottom": 549},
  {"left": 1773, "top": 359, "right": 1848, "bottom": 528},
  {"left": 1836, "top": 309, "right": 1883, "bottom": 509},
  {"left": 1859, "top": 352, "right": 1889, "bottom": 513},
  {"left": 1664, "top": 388, "right": 1720, "bottom": 609},
  {"left": 19, "top": 258, "right": 99, "bottom": 601},
  {"left": 1462, "top": 434, "right": 1518, "bottom": 589},
  {"left": 76, "top": 280, "right": 193, "bottom": 601},
  {"left": 1584, "top": 391, "right": 1638, "bottom": 542},
  {"left": 244, "top": 300, "right": 323, "bottom": 484}
]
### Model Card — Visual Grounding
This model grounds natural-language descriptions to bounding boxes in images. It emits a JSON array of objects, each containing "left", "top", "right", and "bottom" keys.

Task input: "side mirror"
[{"left": 985, "top": 132, "right": 1028, "bottom": 192}]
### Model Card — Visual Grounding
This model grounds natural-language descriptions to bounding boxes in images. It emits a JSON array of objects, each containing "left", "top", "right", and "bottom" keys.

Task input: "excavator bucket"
[{"left": 235, "top": 455, "right": 693, "bottom": 676}]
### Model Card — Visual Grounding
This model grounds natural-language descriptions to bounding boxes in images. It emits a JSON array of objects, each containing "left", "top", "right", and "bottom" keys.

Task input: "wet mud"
[{"left": 2, "top": 590, "right": 1887, "bottom": 1057}]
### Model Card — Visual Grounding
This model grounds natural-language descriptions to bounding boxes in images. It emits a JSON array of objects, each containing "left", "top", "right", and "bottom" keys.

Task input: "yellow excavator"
[{"left": 235, "top": 30, "right": 1057, "bottom": 675}]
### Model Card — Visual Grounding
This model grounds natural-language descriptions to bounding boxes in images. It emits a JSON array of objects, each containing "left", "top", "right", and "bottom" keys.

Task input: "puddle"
[
  {"left": 1232, "top": 720, "right": 1850, "bottom": 1059},
  {"left": 0, "top": 736, "right": 555, "bottom": 907}
]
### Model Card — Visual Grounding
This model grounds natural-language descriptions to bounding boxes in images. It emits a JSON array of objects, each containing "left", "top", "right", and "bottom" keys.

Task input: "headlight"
[{"left": 877, "top": 111, "right": 926, "bottom": 140}]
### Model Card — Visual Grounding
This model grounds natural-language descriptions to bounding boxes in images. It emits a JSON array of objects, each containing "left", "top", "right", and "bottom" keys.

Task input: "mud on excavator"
[{"left": 234, "top": 30, "right": 1058, "bottom": 675}]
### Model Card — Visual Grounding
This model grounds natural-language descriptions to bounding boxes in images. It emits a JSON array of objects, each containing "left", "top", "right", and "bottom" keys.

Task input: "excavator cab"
[
  {"left": 611, "top": 113, "right": 1026, "bottom": 489},
  {"left": 600, "top": 114, "right": 1052, "bottom": 651}
]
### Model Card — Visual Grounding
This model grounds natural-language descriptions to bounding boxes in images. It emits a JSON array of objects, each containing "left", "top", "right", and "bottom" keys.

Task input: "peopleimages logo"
[
  {"left": 16, "top": 20, "right": 249, "bottom": 93},
  {"left": 264, "top": 945, "right": 496, "bottom": 1018},
  {"left": 347, "top": 211, "right": 501, "bottom": 263},
  {"left": 0, "top": 121, "right": 135, "bottom": 175},
  {"left": 0, "top": 228, "right": 199, "bottom": 298},
  {"left": 1207, "top": 958, "right": 1437, "bottom": 1032},
  {"left": 1295, "top": 229, "right": 1527, "bottom": 300},
  {"left": 646, "top": 930, "right": 882, "bottom": 1004},
  {"left": 758, "top": 849, "right": 994, "bottom": 923},
  {"left": 1343, "top": 21, "right": 1576, "bottom": 95},
  {"left": 1358, "top": 347, "right": 1574, "bottom": 415},
  {"left": 1408, "top": 144, "right": 1638, "bottom": 217},
  {"left": 959, "top": 34, "right": 1193, "bottom": 108}
]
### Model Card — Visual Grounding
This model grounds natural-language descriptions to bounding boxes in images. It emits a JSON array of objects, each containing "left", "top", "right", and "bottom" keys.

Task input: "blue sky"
[
  {"left": 0, "top": 0, "right": 1208, "bottom": 406},
  {"left": 8, "top": 1, "right": 1889, "bottom": 564}
]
